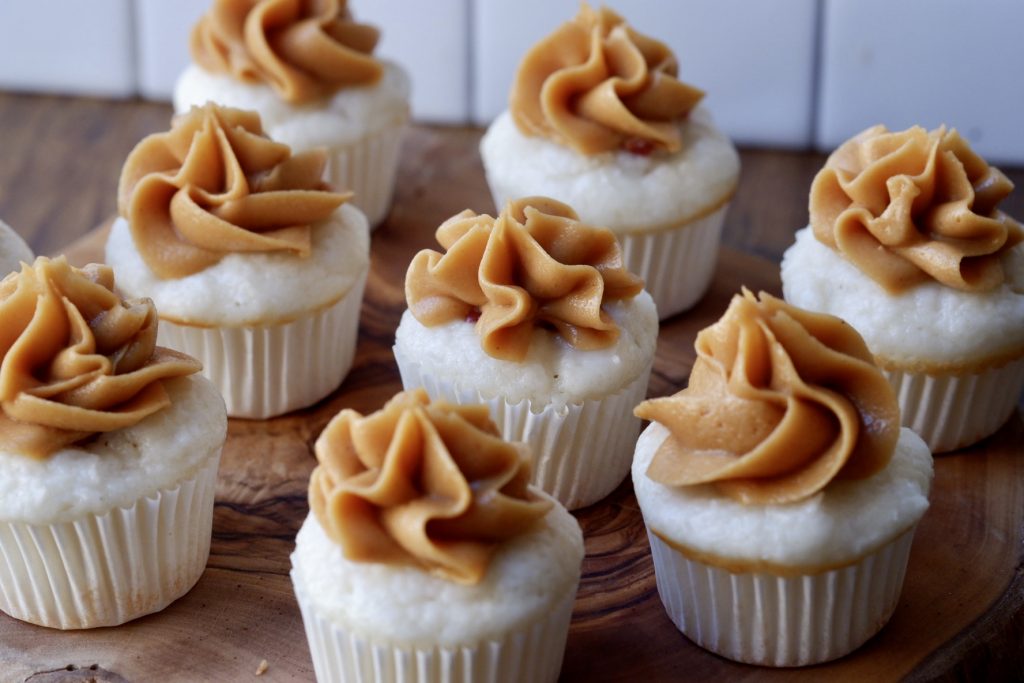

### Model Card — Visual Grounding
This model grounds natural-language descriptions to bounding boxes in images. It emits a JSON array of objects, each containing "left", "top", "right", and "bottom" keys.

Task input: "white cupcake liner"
[
  {"left": 323, "top": 120, "right": 408, "bottom": 229},
  {"left": 883, "top": 355, "right": 1024, "bottom": 453},
  {"left": 394, "top": 349, "right": 652, "bottom": 510},
  {"left": 292, "top": 569, "right": 574, "bottom": 683},
  {"left": 647, "top": 526, "right": 916, "bottom": 667},
  {"left": 158, "top": 270, "right": 367, "bottom": 419},
  {"left": 0, "top": 451, "right": 220, "bottom": 630},
  {"left": 617, "top": 205, "right": 728, "bottom": 320}
]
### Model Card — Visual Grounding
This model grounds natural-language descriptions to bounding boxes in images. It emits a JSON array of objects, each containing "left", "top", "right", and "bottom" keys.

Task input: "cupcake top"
[
  {"left": 406, "top": 196, "right": 645, "bottom": 362},
  {"left": 309, "top": 389, "right": 552, "bottom": 584},
  {"left": 510, "top": 3, "right": 704, "bottom": 156},
  {"left": 810, "top": 124, "right": 1024, "bottom": 294},
  {"left": 190, "top": 0, "right": 382, "bottom": 103},
  {"left": 635, "top": 289, "right": 900, "bottom": 505},
  {"left": 0, "top": 257, "right": 200, "bottom": 459},
  {"left": 117, "top": 104, "right": 350, "bottom": 280},
  {"left": 0, "top": 219, "right": 33, "bottom": 277}
]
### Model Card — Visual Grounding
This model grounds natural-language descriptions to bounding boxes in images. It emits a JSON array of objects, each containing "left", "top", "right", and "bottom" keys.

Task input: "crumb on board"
[{"left": 255, "top": 659, "right": 269, "bottom": 676}]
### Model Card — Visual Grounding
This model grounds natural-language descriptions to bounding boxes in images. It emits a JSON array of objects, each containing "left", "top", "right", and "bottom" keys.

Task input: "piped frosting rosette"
[
  {"left": 0, "top": 257, "right": 200, "bottom": 458},
  {"left": 118, "top": 104, "right": 349, "bottom": 280},
  {"left": 510, "top": 3, "right": 704, "bottom": 155},
  {"left": 636, "top": 289, "right": 900, "bottom": 505},
  {"left": 191, "top": 0, "right": 382, "bottom": 103},
  {"left": 308, "top": 389, "right": 552, "bottom": 584},
  {"left": 406, "top": 196, "right": 644, "bottom": 361},
  {"left": 810, "top": 124, "right": 1023, "bottom": 294},
  {"left": 632, "top": 290, "right": 933, "bottom": 666}
]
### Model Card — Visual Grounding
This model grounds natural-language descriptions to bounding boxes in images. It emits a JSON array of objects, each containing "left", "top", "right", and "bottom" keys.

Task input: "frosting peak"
[
  {"left": 810, "top": 124, "right": 1024, "bottom": 293},
  {"left": 406, "top": 197, "right": 644, "bottom": 361},
  {"left": 510, "top": 3, "right": 704, "bottom": 155},
  {"left": 191, "top": 0, "right": 383, "bottom": 103},
  {"left": 0, "top": 257, "right": 201, "bottom": 458},
  {"left": 309, "top": 390, "right": 551, "bottom": 584},
  {"left": 635, "top": 290, "right": 900, "bottom": 505},
  {"left": 118, "top": 104, "right": 349, "bottom": 279}
]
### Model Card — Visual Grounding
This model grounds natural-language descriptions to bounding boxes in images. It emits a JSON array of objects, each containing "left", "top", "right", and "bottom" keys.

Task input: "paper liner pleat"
[
  {"left": 323, "top": 121, "right": 407, "bottom": 229},
  {"left": 616, "top": 206, "right": 727, "bottom": 320},
  {"left": 0, "top": 452, "right": 220, "bottom": 630},
  {"left": 158, "top": 271, "right": 366, "bottom": 419},
  {"left": 646, "top": 526, "right": 915, "bottom": 667},
  {"left": 292, "top": 571, "right": 574, "bottom": 683},
  {"left": 394, "top": 348, "right": 652, "bottom": 510},
  {"left": 883, "top": 356, "right": 1024, "bottom": 452}
]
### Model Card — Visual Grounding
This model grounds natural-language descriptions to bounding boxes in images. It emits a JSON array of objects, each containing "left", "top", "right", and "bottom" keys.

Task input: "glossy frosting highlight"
[
  {"left": 308, "top": 390, "right": 551, "bottom": 584},
  {"left": 810, "top": 124, "right": 1024, "bottom": 293},
  {"left": 635, "top": 290, "right": 900, "bottom": 505},
  {"left": 406, "top": 196, "right": 644, "bottom": 362}
]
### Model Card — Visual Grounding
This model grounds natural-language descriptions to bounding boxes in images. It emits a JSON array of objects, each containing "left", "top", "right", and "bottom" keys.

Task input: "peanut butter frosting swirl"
[
  {"left": 635, "top": 290, "right": 900, "bottom": 505},
  {"left": 810, "top": 124, "right": 1024, "bottom": 293},
  {"left": 510, "top": 3, "right": 704, "bottom": 155},
  {"left": 118, "top": 104, "right": 349, "bottom": 280},
  {"left": 309, "top": 389, "right": 552, "bottom": 584},
  {"left": 0, "top": 257, "right": 201, "bottom": 459},
  {"left": 191, "top": 0, "right": 383, "bottom": 103},
  {"left": 406, "top": 197, "right": 645, "bottom": 362}
]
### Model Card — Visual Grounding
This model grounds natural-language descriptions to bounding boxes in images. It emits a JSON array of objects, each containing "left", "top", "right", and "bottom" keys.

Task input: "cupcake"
[
  {"left": 632, "top": 290, "right": 933, "bottom": 667},
  {"left": 291, "top": 389, "right": 584, "bottom": 683},
  {"left": 480, "top": 3, "right": 740, "bottom": 319},
  {"left": 393, "top": 196, "right": 658, "bottom": 510},
  {"left": 0, "top": 219, "right": 33, "bottom": 276},
  {"left": 0, "top": 257, "right": 227, "bottom": 629},
  {"left": 106, "top": 104, "right": 369, "bottom": 419},
  {"left": 174, "top": 0, "right": 410, "bottom": 228},
  {"left": 782, "top": 124, "right": 1024, "bottom": 452}
]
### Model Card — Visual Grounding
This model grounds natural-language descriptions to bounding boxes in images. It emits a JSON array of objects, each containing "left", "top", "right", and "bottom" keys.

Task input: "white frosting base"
[
  {"left": 290, "top": 494, "right": 583, "bottom": 646},
  {"left": 782, "top": 227, "right": 1024, "bottom": 367},
  {"left": 174, "top": 61, "right": 411, "bottom": 149},
  {"left": 0, "top": 375, "right": 226, "bottom": 525},
  {"left": 0, "top": 219, "right": 33, "bottom": 277},
  {"left": 105, "top": 204, "right": 369, "bottom": 326},
  {"left": 632, "top": 423, "right": 933, "bottom": 569},
  {"left": 480, "top": 106, "right": 740, "bottom": 232},
  {"left": 393, "top": 292, "right": 659, "bottom": 407}
]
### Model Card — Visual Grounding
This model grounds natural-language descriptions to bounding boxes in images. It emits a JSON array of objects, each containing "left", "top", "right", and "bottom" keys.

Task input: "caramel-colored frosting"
[
  {"left": 635, "top": 290, "right": 900, "bottom": 505},
  {"left": 406, "top": 196, "right": 644, "bottom": 362},
  {"left": 118, "top": 104, "right": 349, "bottom": 280},
  {"left": 309, "top": 389, "right": 551, "bottom": 584},
  {"left": 810, "top": 124, "right": 1024, "bottom": 293},
  {"left": 0, "top": 257, "right": 201, "bottom": 458},
  {"left": 510, "top": 3, "right": 704, "bottom": 155},
  {"left": 191, "top": 0, "right": 382, "bottom": 103}
]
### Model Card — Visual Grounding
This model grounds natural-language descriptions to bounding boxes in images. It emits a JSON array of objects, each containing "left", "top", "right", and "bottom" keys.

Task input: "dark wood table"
[{"left": 0, "top": 92, "right": 1022, "bottom": 682}]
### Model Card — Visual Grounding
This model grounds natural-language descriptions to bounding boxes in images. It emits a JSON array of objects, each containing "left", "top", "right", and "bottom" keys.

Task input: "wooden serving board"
[{"left": 2, "top": 127, "right": 1022, "bottom": 682}]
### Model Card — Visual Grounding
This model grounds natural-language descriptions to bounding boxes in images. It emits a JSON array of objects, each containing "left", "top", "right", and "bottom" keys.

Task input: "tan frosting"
[
  {"left": 635, "top": 290, "right": 900, "bottom": 505},
  {"left": 190, "top": 0, "right": 382, "bottom": 103},
  {"left": 308, "top": 389, "right": 552, "bottom": 584},
  {"left": 810, "top": 124, "right": 1024, "bottom": 293},
  {"left": 0, "top": 257, "right": 201, "bottom": 459},
  {"left": 510, "top": 3, "right": 704, "bottom": 156},
  {"left": 406, "top": 196, "right": 644, "bottom": 362},
  {"left": 118, "top": 104, "right": 349, "bottom": 280}
]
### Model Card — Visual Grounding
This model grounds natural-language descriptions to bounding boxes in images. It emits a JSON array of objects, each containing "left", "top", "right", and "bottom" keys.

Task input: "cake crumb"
[{"left": 255, "top": 659, "right": 269, "bottom": 676}]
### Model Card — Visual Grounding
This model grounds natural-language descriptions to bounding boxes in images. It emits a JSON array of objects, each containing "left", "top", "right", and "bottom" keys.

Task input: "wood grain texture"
[{"left": 0, "top": 95, "right": 1021, "bottom": 682}]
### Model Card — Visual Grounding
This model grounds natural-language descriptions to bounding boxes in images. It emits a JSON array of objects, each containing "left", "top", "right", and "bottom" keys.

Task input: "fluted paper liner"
[
  {"left": 883, "top": 356, "right": 1024, "bottom": 452},
  {"left": 158, "top": 270, "right": 367, "bottom": 419},
  {"left": 394, "top": 346, "right": 651, "bottom": 510},
  {"left": 0, "top": 450, "right": 220, "bottom": 630},
  {"left": 647, "top": 526, "right": 916, "bottom": 667},
  {"left": 292, "top": 568, "right": 574, "bottom": 683},
  {"left": 322, "top": 121, "right": 407, "bottom": 228}
]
